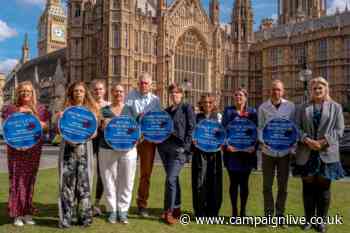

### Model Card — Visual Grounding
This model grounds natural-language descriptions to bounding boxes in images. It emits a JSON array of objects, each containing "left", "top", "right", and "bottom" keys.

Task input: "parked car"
[{"left": 340, "top": 128, "right": 350, "bottom": 176}]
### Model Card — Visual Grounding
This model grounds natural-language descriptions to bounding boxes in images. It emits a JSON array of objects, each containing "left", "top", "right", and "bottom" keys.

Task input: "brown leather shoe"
[
  {"left": 163, "top": 211, "right": 177, "bottom": 225},
  {"left": 172, "top": 208, "right": 181, "bottom": 219}
]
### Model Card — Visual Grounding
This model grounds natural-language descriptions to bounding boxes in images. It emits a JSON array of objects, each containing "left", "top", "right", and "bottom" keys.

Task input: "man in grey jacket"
[{"left": 258, "top": 80, "right": 295, "bottom": 225}]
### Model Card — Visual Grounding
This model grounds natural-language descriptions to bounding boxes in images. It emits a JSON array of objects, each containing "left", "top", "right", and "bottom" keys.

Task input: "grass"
[{"left": 0, "top": 165, "right": 349, "bottom": 233}]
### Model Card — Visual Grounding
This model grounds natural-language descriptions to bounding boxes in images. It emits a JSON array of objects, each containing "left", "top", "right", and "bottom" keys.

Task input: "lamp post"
[{"left": 298, "top": 62, "right": 312, "bottom": 103}]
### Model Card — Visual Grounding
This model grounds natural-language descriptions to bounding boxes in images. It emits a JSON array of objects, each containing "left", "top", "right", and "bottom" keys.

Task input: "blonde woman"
[
  {"left": 1, "top": 81, "right": 49, "bottom": 226},
  {"left": 57, "top": 81, "right": 99, "bottom": 228},
  {"left": 295, "top": 77, "right": 345, "bottom": 232}
]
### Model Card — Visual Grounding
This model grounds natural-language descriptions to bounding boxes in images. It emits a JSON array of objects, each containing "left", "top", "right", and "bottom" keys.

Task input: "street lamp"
[
  {"left": 181, "top": 78, "right": 192, "bottom": 103},
  {"left": 298, "top": 62, "right": 312, "bottom": 103}
]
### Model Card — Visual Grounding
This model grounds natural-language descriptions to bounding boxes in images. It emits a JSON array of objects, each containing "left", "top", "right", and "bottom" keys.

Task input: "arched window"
[{"left": 174, "top": 30, "right": 208, "bottom": 105}]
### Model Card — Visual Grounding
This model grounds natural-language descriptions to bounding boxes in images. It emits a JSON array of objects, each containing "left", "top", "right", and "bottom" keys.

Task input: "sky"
[{"left": 0, "top": 0, "right": 348, "bottom": 75}]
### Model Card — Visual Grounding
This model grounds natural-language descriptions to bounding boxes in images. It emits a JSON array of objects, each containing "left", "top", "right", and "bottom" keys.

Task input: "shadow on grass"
[{"left": 0, "top": 202, "right": 58, "bottom": 228}]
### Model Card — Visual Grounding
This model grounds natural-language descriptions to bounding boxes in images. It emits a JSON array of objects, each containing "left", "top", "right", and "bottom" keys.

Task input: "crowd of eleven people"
[{"left": 1, "top": 73, "right": 345, "bottom": 233}]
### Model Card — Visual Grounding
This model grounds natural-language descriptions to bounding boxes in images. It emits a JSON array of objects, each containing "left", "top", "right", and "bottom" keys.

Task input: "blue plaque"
[
  {"left": 3, "top": 112, "right": 43, "bottom": 149},
  {"left": 262, "top": 118, "right": 298, "bottom": 152},
  {"left": 104, "top": 115, "right": 141, "bottom": 151},
  {"left": 226, "top": 118, "right": 258, "bottom": 151},
  {"left": 192, "top": 119, "right": 226, "bottom": 153},
  {"left": 59, "top": 106, "right": 98, "bottom": 144},
  {"left": 140, "top": 111, "right": 173, "bottom": 143}
]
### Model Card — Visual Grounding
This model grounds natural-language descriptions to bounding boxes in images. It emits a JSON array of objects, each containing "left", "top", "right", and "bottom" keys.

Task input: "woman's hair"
[
  {"left": 198, "top": 93, "right": 218, "bottom": 113},
  {"left": 167, "top": 83, "right": 183, "bottom": 93},
  {"left": 63, "top": 81, "right": 100, "bottom": 117},
  {"left": 309, "top": 77, "right": 331, "bottom": 101},
  {"left": 15, "top": 81, "right": 38, "bottom": 115}
]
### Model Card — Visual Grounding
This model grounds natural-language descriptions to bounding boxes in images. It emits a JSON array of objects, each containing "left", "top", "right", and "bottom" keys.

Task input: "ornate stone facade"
[{"left": 65, "top": 0, "right": 253, "bottom": 107}]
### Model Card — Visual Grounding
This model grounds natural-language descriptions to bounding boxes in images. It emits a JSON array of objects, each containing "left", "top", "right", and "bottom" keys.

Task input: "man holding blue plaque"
[
  {"left": 258, "top": 80, "right": 295, "bottom": 225},
  {"left": 125, "top": 73, "right": 161, "bottom": 217}
]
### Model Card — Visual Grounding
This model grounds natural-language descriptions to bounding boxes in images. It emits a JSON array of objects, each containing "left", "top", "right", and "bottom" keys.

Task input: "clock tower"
[{"left": 37, "top": 0, "right": 67, "bottom": 57}]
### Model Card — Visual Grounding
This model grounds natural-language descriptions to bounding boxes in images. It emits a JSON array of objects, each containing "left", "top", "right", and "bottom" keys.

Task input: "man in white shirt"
[
  {"left": 125, "top": 73, "right": 161, "bottom": 217},
  {"left": 258, "top": 80, "right": 295, "bottom": 224}
]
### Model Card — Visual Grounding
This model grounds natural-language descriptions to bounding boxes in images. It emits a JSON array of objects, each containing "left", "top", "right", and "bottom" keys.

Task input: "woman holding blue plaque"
[
  {"left": 158, "top": 83, "right": 196, "bottom": 224},
  {"left": 222, "top": 88, "right": 257, "bottom": 217},
  {"left": 2, "top": 81, "right": 49, "bottom": 227},
  {"left": 99, "top": 83, "right": 138, "bottom": 224},
  {"left": 295, "top": 77, "right": 344, "bottom": 233},
  {"left": 192, "top": 94, "right": 223, "bottom": 217},
  {"left": 57, "top": 81, "right": 99, "bottom": 228}
]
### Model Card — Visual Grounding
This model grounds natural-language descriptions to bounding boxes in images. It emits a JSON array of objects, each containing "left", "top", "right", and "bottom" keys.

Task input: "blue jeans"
[{"left": 158, "top": 140, "right": 186, "bottom": 211}]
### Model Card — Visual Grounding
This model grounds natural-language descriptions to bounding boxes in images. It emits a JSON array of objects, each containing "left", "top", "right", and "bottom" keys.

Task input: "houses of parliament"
[{"left": 3, "top": 0, "right": 350, "bottom": 111}]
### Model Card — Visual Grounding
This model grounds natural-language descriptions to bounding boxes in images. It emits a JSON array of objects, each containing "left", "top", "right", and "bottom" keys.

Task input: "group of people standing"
[{"left": 2, "top": 73, "right": 345, "bottom": 232}]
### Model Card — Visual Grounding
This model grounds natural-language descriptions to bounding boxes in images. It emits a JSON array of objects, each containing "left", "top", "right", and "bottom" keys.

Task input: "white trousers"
[{"left": 99, "top": 148, "right": 137, "bottom": 212}]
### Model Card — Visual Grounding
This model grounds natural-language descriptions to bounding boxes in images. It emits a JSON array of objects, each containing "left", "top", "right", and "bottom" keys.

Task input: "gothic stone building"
[
  {"left": 66, "top": 0, "right": 350, "bottom": 109},
  {"left": 4, "top": 0, "right": 350, "bottom": 114},
  {"left": 66, "top": 0, "right": 254, "bottom": 107}
]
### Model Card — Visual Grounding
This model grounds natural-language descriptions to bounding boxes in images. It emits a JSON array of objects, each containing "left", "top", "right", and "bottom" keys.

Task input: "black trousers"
[
  {"left": 302, "top": 176, "right": 331, "bottom": 223},
  {"left": 93, "top": 138, "right": 103, "bottom": 202},
  {"left": 191, "top": 149, "right": 222, "bottom": 217},
  {"left": 227, "top": 170, "right": 251, "bottom": 216}
]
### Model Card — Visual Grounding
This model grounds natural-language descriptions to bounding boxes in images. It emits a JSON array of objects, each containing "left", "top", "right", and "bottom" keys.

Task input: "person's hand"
[
  {"left": 262, "top": 143, "right": 271, "bottom": 151},
  {"left": 226, "top": 145, "right": 237, "bottom": 153},
  {"left": 304, "top": 138, "right": 322, "bottom": 151},
  {"left": 101, "top": 118, "right": 111, "bottom": 129},
  {"left": 246, "top": 146, "right": 255, "bottom": 154},
  {"left": 192, "top": 140, "right": 197, "bottom": 145},
  {"left": 90, "top": 131, "right": 97, "bottom": 140},
  {"left": 56, "top": 111, "right": 63, "bottom": 120}
]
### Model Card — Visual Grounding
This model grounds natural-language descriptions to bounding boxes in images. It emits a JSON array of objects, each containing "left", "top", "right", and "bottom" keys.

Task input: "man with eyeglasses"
[
  {"left": 90, "top": 80, "right": 110, "bottom": 216},
  {"left": 125, "top": 73, "right": 161, "bottom": 217}
]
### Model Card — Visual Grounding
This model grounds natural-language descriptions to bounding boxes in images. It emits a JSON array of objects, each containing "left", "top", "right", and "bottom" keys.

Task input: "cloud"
[
  {"left": 0, "top": 59, "right": 18, "bottom": 75},
  {"left": 0, "top": 20, "right": 18, "bottom": 42},
  {"left": 328, "top": 0, "right": 350, "bottom": 14}
]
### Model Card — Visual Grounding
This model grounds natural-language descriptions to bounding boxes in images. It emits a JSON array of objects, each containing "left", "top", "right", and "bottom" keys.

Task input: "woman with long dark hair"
[{"left": 57, "top": 81, "right": 99, "bottom": 228}]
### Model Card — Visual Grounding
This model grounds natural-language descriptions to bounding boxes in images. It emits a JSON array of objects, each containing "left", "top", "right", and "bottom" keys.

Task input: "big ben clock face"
[{"left": 51, "top": 24, "right": 66, "bottom": 42}]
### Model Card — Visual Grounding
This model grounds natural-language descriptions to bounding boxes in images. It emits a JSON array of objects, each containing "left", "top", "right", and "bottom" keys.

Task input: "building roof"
[
  {"left": 4, "top": 48, "right": 66, "bottom": 88},
  {"left": 255, "top": 11, "right": 350, "bottom": 41}
]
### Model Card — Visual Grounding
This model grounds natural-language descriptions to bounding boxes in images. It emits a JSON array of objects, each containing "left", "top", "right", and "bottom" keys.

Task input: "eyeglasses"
[{"left": 114, "top": 90, "right": 124, "bottom": 93}]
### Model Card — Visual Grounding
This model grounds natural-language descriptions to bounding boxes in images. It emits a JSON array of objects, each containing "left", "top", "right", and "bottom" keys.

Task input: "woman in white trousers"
[{"left": 99, "top": 83, "right": 138, "bottom": 224}]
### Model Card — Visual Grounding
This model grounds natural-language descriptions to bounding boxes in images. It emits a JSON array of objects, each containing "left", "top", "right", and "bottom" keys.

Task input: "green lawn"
[{"left": 0, "top": 165, "right": 349, "bottom": 233}]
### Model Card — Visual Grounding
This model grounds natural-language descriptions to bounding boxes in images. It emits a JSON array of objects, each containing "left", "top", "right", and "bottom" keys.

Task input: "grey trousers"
[{"left": 262, "top": 154, "right": 290, "bottom": 216}]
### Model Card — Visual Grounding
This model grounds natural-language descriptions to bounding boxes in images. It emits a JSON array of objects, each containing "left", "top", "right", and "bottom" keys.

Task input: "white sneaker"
[
  {"left": 13, "top": 217, "right": 24, "bottom": 227},
  {"left": 23, "top": 215, "right": 36, "bottom": 225}
]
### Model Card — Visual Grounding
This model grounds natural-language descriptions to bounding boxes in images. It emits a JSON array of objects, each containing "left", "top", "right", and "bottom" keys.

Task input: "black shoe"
[
  {"left": 317, "top": 224, "right": 327, "bottom": 233},
  {"left": 302, "top": 223, "right": 312, "bottom": 231},
  {"left": 138, "top": 207, "right": 149, "bottom": 217}
]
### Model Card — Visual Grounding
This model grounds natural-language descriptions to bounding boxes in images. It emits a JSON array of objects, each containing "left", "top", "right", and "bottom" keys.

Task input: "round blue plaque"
[
  {"left": 3, "top": 112, "right": 43, "bottom": 149},
  {"left": 192, "top": 119, "right": 226, "bottom": 153},
  {"left": 104, "top": 115, "right": 141, "bottom": 151},
  {"left": 58, "top": 106, "right": 98, "bottom": 144},
  {"left": 140, "top": 111, "right": 173, "bottom": 143},
  {"left": 226, "top": 118, "right": 258, "bottom": 151},
  {"left": 262, "top": 118, "right": 298, "bottom": 152}
]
